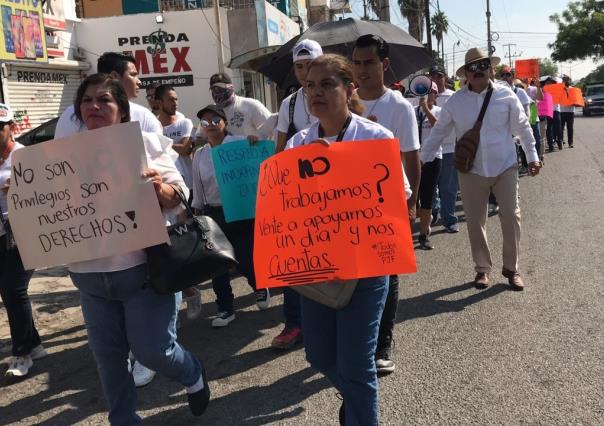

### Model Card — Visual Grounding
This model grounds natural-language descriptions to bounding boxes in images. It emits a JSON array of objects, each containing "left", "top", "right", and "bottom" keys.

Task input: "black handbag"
[{"left": 145, "top": 188, "right": 238, "bottom": 294}]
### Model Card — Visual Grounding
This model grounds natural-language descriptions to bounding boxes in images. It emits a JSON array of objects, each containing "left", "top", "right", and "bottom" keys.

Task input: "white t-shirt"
[
  {"left": 68, "top": 132, "right": 188, "bottom": 273},
  {"left": 55, "top": 102, "right": 163, "bottom": 139},
  {"left": 0, "top": 142, "right": 24, "bottom": 236},
  {"left": 285, "top": 114, "right": 412, "bottom": 200},
  {"left": 223, "top": 96, "right": 272, "bottom": 138},
  {"left": 436, "top": 89, "right": 457, "bottom": 154},
  {"left": 276, "top": 88, "right": 317, "bottom": 135},
  {"left": 191, "top": 135, "right": 242, "bottom": 209},
  {"left": 163, "top": 117, "right": 194, "bottom": 189},
  {"left": 357, "top": 88, "right": 420, "bottom": 153},
  {"left": 417, "top": 105, "right": 443, "bottom": 159}
]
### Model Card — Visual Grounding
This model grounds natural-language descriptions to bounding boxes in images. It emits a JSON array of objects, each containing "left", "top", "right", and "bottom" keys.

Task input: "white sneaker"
[
  {"left": 211, "top": 311, "right": 235, "bottom": 327},
  {"left": 255, "top": 289, "right": 270, "bottom": 310},
  {"left": 5, "top": 355, "right": 33, "bottom": 377},
  {"left": 30, "top": 344, "right": 48, "bottom": 361},
  {"left": 185, "top": 288, "right": 202, "bottom": 321},
  {"left": 132, "top": 361, "right": 156, "bottom": 387}
]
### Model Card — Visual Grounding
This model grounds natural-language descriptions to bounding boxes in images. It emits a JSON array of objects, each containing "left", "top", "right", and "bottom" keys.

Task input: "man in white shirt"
[
  {"left": 352, "top": 34, "right": 421, "bottom": 376},
  {"left": 421, "top": 48, "right": 542, "bottom": 291},
  {"left": 156, "top": 84, "right": 195, "bottom": 189},
  {"left": 208, "top": 73, "right": 272, "bottom": 138},
  {"left": 275, "top": 39, "right": 322, "bottom": 153},
  {"left": 498, "top": 66, "right": 531, "bottom": 115},
  {"left": 430, "top": 64, "right": 460, "bottom": 233},
  {"left": 270, "top": 39, "right": 323, "bottom": 351},
  {"left": 55, "top": 52, "right": 162, "bottom": 138}
]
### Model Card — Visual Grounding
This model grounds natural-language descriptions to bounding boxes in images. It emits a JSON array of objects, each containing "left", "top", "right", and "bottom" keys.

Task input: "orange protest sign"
[
  {"left": 567, "top": 87, "right": 585, "bottom": 107},
  {"left": 515, "top": 59, "right": 539, "bottom": 80},
  {"left": 253, "top": 139, "right": 416, "bottom": 289},
  {"left": 543, "top": 83, "right": 568, "bottom": 105}
]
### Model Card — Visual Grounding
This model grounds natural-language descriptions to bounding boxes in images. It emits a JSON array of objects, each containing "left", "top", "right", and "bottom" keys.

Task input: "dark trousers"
[
  {"left": 204, "top": 206, "right": 257, "bottom": 313},
  {"left": 560, "top": 112, "right": 574, "bottom": 146},
  {"left": 376, "top": 274, "right": 398, "bottom": 354},
  {"left": 519, "top": 123, "right": 542, "bottom": 167},
  {"left": 546, "top": 111, "right": 562, "bottom": 148},
  {"left": 283, "top": 288, "right": 301, "bottom": 328},
  {"left": 0, "top": 237, "right": 40, "bottom": 356}
]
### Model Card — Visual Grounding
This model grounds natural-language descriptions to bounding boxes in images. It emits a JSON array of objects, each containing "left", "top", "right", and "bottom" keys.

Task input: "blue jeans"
[
  {"left": 301, "top": 276, "right": 388, "bottom": 426},
  {"left": 0, "top": 240, "right": 39, "bottom": 356},
  {"left": 70, "top": 264, "right": 201, "bottom": 425},
  {"left": 283, "top": 288, "right": 301, "bottom": 328},
  {"left": 438, "top": 153, "right": 459, "bottom": 227}
]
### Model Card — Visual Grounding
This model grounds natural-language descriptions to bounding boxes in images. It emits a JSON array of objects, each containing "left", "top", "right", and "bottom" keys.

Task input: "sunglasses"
[
  {"left": 201, "top": 116, "right": 222, "bottom": 128},
  {"left": 465, "top": 61, "right": 491, "bottom": 73}
]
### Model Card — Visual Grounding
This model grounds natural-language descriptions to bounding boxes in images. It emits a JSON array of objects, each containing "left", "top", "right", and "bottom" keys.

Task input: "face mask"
[{"left": 211, "top": 85, "right": 235, "bottom": 107}]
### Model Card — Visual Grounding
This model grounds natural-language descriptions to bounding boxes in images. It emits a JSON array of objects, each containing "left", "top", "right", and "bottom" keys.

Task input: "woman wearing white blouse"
[{"left": 66, "top": 74, "right": 209, "bottom": 424}]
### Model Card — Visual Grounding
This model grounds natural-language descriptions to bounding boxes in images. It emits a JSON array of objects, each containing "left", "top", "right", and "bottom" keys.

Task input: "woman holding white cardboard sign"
[
  {"left": 191, "top": 104, "right": 270, "bottom": 328},
  {"left": 66, "top": 74, "right": 210, "bottom": 424},
  {"left": 0, "top": 103, "right": 48, "bottom": 379},
  {"left": 285, "top": 54, "right": 412, "bottom": 426}
]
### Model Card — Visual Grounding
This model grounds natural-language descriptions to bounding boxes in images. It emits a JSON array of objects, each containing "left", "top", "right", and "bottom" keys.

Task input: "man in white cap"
[
  {"left": 275, "top": 39, "right": 322, "bottom": 153},
  {"left": 270, "top": 39, "right": 323, "bottom": 350},
  {"left": 420, "top": 47, "right": 541, "bottom": 290}
]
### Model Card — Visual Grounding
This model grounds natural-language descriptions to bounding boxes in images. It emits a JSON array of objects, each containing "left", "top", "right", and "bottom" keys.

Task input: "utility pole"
[
  {"left": 486, "top": 0, "right": 493, "bottom": 57},
  {"left": 213, "top": 0, "right": 225, "bottom": 73},
  {"left": 452, "top": 40, "right": 460, "bottom": 75},
  {"left": 425, "top": 0, "right": 432, "bottom": 53},
  {"left": 362, "top": 0, "right": 368, "bottom": 20},
  {"left": 502, "top": 43, "right": 521, "bottom": 68}
]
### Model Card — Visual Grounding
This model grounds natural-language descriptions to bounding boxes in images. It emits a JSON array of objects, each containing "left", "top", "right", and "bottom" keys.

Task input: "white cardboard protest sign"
[{"left": 8, "top": 122, "right": 169, "bottom": 269}]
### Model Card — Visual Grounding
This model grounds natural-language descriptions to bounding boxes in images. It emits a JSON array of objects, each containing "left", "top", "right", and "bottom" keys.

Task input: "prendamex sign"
[{"left": 119, "top": 30, "right": 193, "bottom": 88}]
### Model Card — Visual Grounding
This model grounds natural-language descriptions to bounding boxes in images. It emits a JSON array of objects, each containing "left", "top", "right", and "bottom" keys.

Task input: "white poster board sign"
[{"left": 8, "top": 122, "right": 169, "bottom": 269}]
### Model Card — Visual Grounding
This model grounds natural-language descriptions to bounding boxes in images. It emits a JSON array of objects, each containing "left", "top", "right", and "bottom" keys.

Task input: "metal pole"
[
  {"left": 425, "top": 0, "right": 432, "bottom": 53},
  {"left": 486, "top": 0, "right": 492, "bottom": 57},
  {"left": 452, "top": 42, "right": 455, "bottom": 75},
  {"left": 213, "top": 0, "right": 225, "bottom": 73}
]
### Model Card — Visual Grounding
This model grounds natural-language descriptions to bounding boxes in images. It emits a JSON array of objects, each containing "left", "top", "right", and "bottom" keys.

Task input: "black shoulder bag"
[
  {"left": 0, "top": 215, "right": 17, "bottom": 253},
  {"left": 145, "top": 187, "right": 238, "bottom": 295},
  {"left": 285, "top": 90, "right": 298, "bottom": 140}
]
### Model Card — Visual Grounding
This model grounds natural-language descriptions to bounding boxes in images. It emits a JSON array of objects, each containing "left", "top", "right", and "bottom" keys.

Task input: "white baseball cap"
[
  {"left": 0, "top": 103, "right": 14, "bottom": 123},
  {"left": 292, "top": 39, "right": 323, "bottom": 63}
]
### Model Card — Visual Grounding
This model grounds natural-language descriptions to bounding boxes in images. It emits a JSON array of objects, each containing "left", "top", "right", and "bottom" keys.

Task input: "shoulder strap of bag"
[
  {"left": 289, "top": 90, "right": 298, "bottom": 124},
  {"left": 475, "top": 86, "right": 494, "bottom": 129},
  {"left": 415, "top": 105, "right": 424, "bottom": 143}
]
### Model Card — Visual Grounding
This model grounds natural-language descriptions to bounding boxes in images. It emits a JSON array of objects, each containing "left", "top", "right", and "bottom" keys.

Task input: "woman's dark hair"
[
  {"left": 74, "top": 73, "right": 130, "bottom": 123},
  {"left": 307, "top": 53, "right": 354, "bottom": 85}
]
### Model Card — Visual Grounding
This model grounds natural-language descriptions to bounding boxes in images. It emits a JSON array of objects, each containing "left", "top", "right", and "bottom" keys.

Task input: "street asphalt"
[{"left": 0, "top": 114, "right": 603, "bottom": 425}]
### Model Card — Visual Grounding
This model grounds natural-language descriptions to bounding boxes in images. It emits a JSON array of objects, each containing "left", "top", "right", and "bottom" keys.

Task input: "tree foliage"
[
  {"left": 539, "top": 58, "right": 558, "bottom": 77},
  {"left": 431, "top": 10, "right": 448, "bottom": 60},
  {"left": 580, "top": 63, "right": 604, "bottom": 84},
  {"left": 399, "top": 0, "right": 424, "bottom": 42},
  {"left": 549, "top": 0, "right": 604, "bottom": 61}
]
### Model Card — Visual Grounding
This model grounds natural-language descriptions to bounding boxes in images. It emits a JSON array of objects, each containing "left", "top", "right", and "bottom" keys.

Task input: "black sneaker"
[
  {"left": 375, "top": 345, "right": 395, "bottom": 375},
  {"left": 418, "top": 234, "right": 434, "bottom": 250},
  {"left": 187, "top": 364, "right": 211, "bottom": 417}
]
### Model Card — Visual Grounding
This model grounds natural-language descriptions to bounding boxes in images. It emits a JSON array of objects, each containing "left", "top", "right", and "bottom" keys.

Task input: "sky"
[{"left": 347, "top": 0, "right": 596, "bottom": 79}]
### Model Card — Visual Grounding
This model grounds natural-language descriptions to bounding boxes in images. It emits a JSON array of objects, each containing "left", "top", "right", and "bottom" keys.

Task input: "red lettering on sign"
[
  {"left": 152, "top": 53, "right": 168, "bottom": 73},
  {"left": 133, "top": 50, "right": 149, "bottom": 75},
  {"left": 171, "top": 47, "right": 191, "bottom": 72}
]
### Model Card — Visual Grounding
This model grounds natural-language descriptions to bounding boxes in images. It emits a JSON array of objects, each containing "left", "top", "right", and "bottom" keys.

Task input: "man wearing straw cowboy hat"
[{"left": 420, "top": 47, "right": 542, "bottom": 290}]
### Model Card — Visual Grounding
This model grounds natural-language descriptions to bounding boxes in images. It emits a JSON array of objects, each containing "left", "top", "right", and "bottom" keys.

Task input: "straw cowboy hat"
[{"left": 456, "top": 47, "right": 501, "bottom": 78}]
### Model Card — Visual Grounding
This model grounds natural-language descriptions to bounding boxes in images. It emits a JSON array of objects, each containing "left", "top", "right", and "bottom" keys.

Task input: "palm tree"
[
  {"left": 398, "top": 0, "right": 424, "bottom": 42},
  {"left": 431, "top": 10, "right": 449, "bottom": 62}
]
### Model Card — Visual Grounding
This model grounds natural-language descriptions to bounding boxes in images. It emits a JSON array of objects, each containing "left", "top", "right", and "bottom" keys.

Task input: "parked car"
[
  {"left": 15, "top": 117, "right": 58, "bottom": 146},
  {"left": 583, "top": 83, "right": 604, "bottom": 116}
]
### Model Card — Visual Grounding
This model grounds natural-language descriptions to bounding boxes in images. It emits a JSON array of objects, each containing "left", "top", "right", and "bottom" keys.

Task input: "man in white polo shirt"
[
  {"left": 55, "top": 52, "right": 162, "bottom": 138},
  {"left": 352, "top": 34, "right": 421, "bottom": 375},
  {"left": 421, "top": 48, "right": 541, "bottom": 291}
]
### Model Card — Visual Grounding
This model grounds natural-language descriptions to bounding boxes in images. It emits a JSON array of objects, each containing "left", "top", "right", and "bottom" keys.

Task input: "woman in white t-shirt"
[
  {"left": 191, "top": 104, "right": 270, "bottom": 328},
  {"left": 0, "top": 103, "right": 47, "bottom": 379},
  {"left": 416, "top": 83, "right": 442, "bottom": 250},
  {"left": 286, "top": 54, "right": 411, "bottom": 426},
  {"left": 66, "top": 74, "right": 209, "bottom": 423}
]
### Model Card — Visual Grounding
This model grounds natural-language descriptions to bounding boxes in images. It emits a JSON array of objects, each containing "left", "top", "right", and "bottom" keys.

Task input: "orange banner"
[
  {"left": 253, "top": 139, "right": 416, "bottom": 289},
  {"left": 568, "top": 87, "right": 585, "bottom": 107},
  {"left": 544, "top": 83, "right": 567, "bottom": 105},
  {"left": 514, "top": 59, "right": 540, "bottom": 81}
]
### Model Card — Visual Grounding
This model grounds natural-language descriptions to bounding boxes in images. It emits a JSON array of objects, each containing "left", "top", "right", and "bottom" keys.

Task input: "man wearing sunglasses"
[
  {"left": 420, "top": 48, "right": 541, "bottom": 291},
  {"left": 208, "top": 73, "right": 272, "bottom": 138}
]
